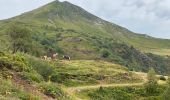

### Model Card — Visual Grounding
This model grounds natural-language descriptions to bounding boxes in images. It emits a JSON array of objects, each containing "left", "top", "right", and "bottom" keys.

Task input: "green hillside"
[
  {"left": 0, "top": 52, "right": 140, "bottom": 99},
  {"left": 0, "top": 52, "right": 168, "bottom": 100},
  {"left": 1, "top": 1, "right": 170, "bottom": 100},
  {"left": 12, "top": 1, "right": 170, "bottom": 51},
  {"left": 0, "top": 1, "right": 170, "bottom": 74}
]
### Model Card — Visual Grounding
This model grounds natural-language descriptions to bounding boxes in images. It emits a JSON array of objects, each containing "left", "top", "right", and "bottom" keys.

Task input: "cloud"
[{"left": 60, "top": 0, "right": 170, "bottom": 39}]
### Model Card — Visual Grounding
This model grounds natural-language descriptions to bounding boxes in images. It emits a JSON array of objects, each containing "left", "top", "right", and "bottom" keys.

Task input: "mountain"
[{"left": 0, "top": 1, "right": 170, "bottom": 74}]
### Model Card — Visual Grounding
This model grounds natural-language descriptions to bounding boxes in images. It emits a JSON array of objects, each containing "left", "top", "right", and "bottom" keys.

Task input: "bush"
[
  {"left": 0, "top": 79, "right": 15, "bottom": 95},
  {"left": 0, "top": 53, "right": 30, "bottom": 72},
  {"left": 17, "top": 92, "right": 40, "bottom": 100},
  {"left": 26, "top": 56, "right": 55, "bottom": 81},
  {"left": 161, "top": 77, "right": 170, "bottom": 100},
  {"left": 38, "top": 83, "right": 66, "bottom": 99},
  {"left": 145, "top": 68, "right": 158, "bottom": 96},
  {"left": 19, "top": 71, "right": 43, "bottom": 83},
  {"left": 100, "top": 49, "right": 111, "bottom": 58},
  {"left": 88, "top": 87, "right": 133, "bottom": 100},
  {"left": 159, "top": 76, "right": 166, "bottom": 81}
]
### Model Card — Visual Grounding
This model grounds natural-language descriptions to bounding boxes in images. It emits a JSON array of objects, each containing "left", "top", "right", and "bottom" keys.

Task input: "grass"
[
  {"left": 144, "top": 49, "right": 170, "bottom": 56},
  {"left": 0, "top": 0, "right": 170, "bottom": 74},
  {"left": 0, "top": 77, "right": 41, "bottom": 100},
  {"left": 0, "top": 52, "right": 169, "bottom": 100},
  {"left": 50, "top": 60, "right": 142, "bottom": 86},
  {"left": 0, "top": 1, "right": 170, "bottom": 100},
  {"left": 38, "top": 82, "right": 70, "bottom": 100},
  {"left": 25, "top": 55, "right": 142, "bottom": 87},
  {"left": 0, "top": 52, "right": 143, "bottom": 99},
  {"left": 75, "top": 86, "right": 166, "bottom": 100}
]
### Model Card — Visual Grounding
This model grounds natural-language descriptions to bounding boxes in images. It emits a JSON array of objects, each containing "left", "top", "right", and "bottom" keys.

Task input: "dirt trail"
[
  {"left": 68, "top": 82, "right": 144, "bottom": 93},
  {"left": 11, "top": 71, "right": 54, "bottom": 100},
  {"left": 65, "top": 82, "right": 145, "bottom": 100},
  {"left": 10, "top": 70, "right": 166, "bottom": 100},
  {"left": 65, "top": 71, "right": 168, "bottom": 100}
]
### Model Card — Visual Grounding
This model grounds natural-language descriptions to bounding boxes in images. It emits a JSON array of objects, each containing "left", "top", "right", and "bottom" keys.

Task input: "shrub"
[
  {"left": 50, "top": 73, "right": 73, "bottom": 83},
  {"left": 159, "top": 75, "right": 166, "bottom": 81},
  {"left": 19, "top": 71, "right": 44, "bottom": 83},
  {"left": 100, "top": 49, "right": 111, "bottom": 58},
  {"left": 17, "top": 92, "right": 40, "bottom": 100},
  {"left": 38, "top": 83, "right": 66, "bottom": 99},
  {"left": 88, "top": 87, "right": 133, "bottom": 100},
  {"left": 161, "top": 77, "right": 170, "bottom": 100},
  {"left": 26, "top": 56, "right": 55, "bottom": 81},
  {"left": 145, "top": 68, "right": 158, "bottom": 96},
  {"left": 0, "top": 53, "right": 30, "bottom": 72},
  {"left": 0, "top": 79, "right": 15, "bottom": 95}
]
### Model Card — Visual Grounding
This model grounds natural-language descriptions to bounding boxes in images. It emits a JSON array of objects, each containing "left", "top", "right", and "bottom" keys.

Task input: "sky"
[{"left": 0, "top": 0, "right": 170, "bottom": 39}]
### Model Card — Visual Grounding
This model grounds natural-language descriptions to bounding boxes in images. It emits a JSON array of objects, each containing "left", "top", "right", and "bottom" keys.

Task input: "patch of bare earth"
[{"left": 11, "top": 71, "right": 54, "bottom": 100}]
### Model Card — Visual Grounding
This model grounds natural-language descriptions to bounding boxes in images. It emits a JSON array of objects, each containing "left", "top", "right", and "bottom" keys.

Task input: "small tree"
[
  {"left": 7, "top": 22, "right": 32, "bottom": 54},
  {"left": 145, "top": 67, "right": 158, "bottom": 95}
]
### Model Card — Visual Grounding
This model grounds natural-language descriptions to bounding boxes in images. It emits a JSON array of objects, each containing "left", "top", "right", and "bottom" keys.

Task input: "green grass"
[
  {"left": 38, "top": 82, "right": 70, "bottom": 100},
  {"left": 0, "top": 77, "right": 41, "bottom": 100},
  {"left": 50, "top": 60, "right": 142, "bottom": 86},
  {"left": 25, "top": 54, "right": 142, "bottom": 87},
  {"left": 75, "top": 86, "right": 166, "bottom": 100},
  {"left": 0, "top": 52, "right": 169, "bottom": 100},
  {"left": 0, "top": 1, "right": 170, "bottom": 99},
  {"left": 0, "top": 1, "right": 170, "bottom": 74},
  {"left": 1, "top": 1, "right": 170, "bottom": 56}
]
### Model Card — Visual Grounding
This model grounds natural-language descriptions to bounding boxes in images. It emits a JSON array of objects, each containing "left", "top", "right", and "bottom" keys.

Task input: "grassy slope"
[
  {"left": 1, "top": 52, "right": 167, "bottom": 100},
  {"left": 0, "top": 1, "right": 170, "bottom": 74},
  {"left": 0, "top": 1, "right": 169, "bottom": 99},
  {"left": 0, "top": 52, "right": 146, "bottom": 100},
  {"left": 75, "top": 86, "right": 166, "bottom": 100},
  {"left": 54, "top": 60, "right": 142, "bottom": 86},
  {"left": 0, "top": 1, "right": 170, "bottom": 55}
]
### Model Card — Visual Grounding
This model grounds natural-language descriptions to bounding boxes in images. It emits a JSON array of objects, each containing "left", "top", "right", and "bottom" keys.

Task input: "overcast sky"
[{"left": 0, "top": 0, "right": 170, "bottom": 39}]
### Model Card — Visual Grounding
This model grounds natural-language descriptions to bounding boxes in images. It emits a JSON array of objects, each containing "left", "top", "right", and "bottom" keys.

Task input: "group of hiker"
[{"left": 41, "top": 52, "right": 70, "bottom": 61}]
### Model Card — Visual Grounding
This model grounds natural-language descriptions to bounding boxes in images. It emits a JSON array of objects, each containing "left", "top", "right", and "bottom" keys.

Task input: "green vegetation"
[
  {"left": 0, "top": 52, "right": 68, "bottom": 100},
  {"left": 161, "top": 77, "right": 170, "bottom": 100},
  {"left": 0, "top": 52, "right": 142, "bottom": 99},
  {"left": 145, "top": 68, "right": 158, "bottom": 96},
  {"left": 0, "top": 76, "right": 40, "bottom": 100},
  {"left": 38, "top": 83, "right": 68, "bottom": 99},
  {"left": 0, "top": 1, "right": 170, "bottom": 74},
  {"left": 7, "top": 23, "right": 32, "bottom": 54},
  {"left": 0, "top": 1, "right": 170, "bottom": 100},
  {"left": 26, "top": 56, "right": 141, "bottom": 86},
  {"left": 77, "top": 86, "right": 165, "bottom": 100},
  {"left": 0, "top": 51, "right": 169, "bottom": 100}
]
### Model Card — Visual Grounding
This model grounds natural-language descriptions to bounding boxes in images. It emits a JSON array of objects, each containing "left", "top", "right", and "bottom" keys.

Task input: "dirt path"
[
  {"left": 64, "top": 82, "right": 145, "bottom": 100},
  {"left": 9, "top": 70, "right": 166, "bottom": 100},
  {"left": 64, "top": 71, "right": 158, "bottom": 100},
  {"left": 11, "top": 71, "right": 54, "bottom": 100},
  {"left": 68, "top": 82, "right": 144, "bottom": 92}
]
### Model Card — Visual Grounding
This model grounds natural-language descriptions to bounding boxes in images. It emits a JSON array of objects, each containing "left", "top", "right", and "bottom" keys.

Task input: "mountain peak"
[{"left": 19, "top": 0, "right": 100, "bottom": 23}]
